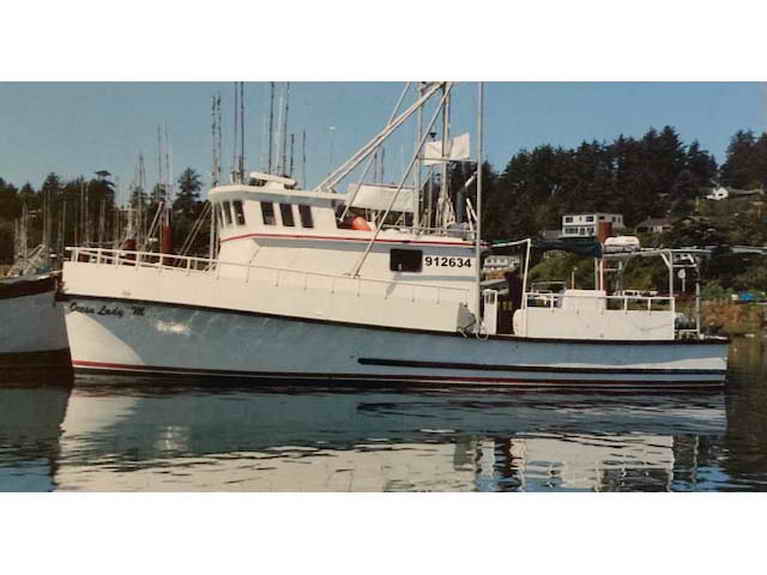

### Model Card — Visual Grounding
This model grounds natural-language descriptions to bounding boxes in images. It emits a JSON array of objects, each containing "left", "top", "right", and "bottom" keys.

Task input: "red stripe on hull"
[{"left": 220, "top": 231, "right": 475, "bottom": 247}]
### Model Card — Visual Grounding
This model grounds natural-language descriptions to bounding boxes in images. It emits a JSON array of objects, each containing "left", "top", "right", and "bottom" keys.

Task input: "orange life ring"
[{"left": 350, "top": 216, "right": 371, "bottom": 231}]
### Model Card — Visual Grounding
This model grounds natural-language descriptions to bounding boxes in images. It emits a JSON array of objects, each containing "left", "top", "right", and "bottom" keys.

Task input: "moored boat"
[
  {"left": 59, "top": 82, "right": 728, "bottom": 390},
  {"left": 0, "top": 272, "right": 70, "bottom": 370}
]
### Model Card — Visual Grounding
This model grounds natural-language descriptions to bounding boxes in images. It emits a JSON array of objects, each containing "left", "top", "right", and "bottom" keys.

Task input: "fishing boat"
[{"left": 59, "top": 82, "right": 728, "bottom": 390}]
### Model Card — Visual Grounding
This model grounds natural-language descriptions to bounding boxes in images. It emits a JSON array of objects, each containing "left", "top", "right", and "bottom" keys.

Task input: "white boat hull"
[
  {"left": 0, "top": 274, "right": 69, "bottom": 367},
  {"left": 62, "top": 295, "right": 728, "bottom": 390}
]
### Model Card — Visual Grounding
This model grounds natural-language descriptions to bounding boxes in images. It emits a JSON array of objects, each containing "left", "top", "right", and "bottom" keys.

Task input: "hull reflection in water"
[
  {"left": 0, "top": 382, "right": 72, "bottom": 491},
  {"left": 54, "top": 377, "right": 727, "bottom": 491}
]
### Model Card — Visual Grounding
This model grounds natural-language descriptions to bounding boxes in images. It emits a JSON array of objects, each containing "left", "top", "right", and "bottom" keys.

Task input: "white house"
[
  {"left": 705, "top": 186, "right": 729, "bottom": 201},
  {"left": 561, "top": 213, "right": 625, "bottom": 238},
  {"left": 483, "top": 254, "right": 520, "bottom": 271}
]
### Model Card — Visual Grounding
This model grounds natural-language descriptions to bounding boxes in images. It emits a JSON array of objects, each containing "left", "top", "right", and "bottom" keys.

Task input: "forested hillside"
[{"left": 2, "top": 126, "right": 767, "bottom": 292}]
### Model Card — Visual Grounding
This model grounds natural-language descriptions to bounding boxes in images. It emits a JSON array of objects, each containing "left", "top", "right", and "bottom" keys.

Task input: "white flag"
[{"left": 422, "top": 133, "right": 471, "bottom": 166}]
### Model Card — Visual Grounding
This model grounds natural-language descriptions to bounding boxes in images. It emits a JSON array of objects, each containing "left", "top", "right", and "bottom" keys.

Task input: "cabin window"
[
  {"left": 233, "top": 200, "right": 246, "bottom": 225},
  {"left": 586, "top": 215, "right": 594, "bottom": 222},
  {"left": 299, "top": 204, "right": 314, "bottom": 228},
  {"left": 261, "top": 202, "right": 276, "bottom": 225},
  {"left": 222, "top": 201, "right": 233, "bottom": 225},
  {"left": 390, "top": 249, "right": 422, "bottom": 273},
  {"left": 280, "top": 203, "right": 295, "bottom": 227}
]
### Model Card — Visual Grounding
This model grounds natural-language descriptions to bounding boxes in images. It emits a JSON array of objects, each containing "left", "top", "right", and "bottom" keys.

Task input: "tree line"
[
  {"left": 2, "top": 126, "right": 767, "bottom": 289},
  {"left": 0, "top": 168, "right": 206, "bottom": 265}
]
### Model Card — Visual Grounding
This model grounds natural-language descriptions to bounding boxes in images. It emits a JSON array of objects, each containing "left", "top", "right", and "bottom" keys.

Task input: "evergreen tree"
[
  {"left": 174, "top": 168, "right": 203, "bottom": 215},
  {"left": 720, "top": 130, "right": 760, "bottom": 189}
]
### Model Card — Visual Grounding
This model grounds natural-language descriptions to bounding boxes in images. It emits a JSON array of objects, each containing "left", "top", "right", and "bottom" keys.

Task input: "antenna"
[
  {"left": 139, "top": 152, "right": 146, "bottom": 246},
  {"left": 211, "top": 94, "right": 218, "bottom": 187},
  {"left": 268, "top": 82, "right": 275, "bottom": 174},
  {"left": 239, "top": 82, "right": 245, "bottom": 180},
  {"left": 232, "top": 82, "right": 239, "bottom": 182},
  {"left": 302, "top": 130, "right": 306, "bottom": 188},
  {"left": 164, "top": 123, "right": 171, "bottom": 201},
  {"left": 274, "top": 84, "right": 284, "bottom": 174},
  {"left": 289, "top": 133, "right": 295, "bottom": 178},
  {"left": 281, "top": 82, "right": 290, "bottom": 176},
  {"left": 157, "top": 125, "right": 163, "bottom": 203},
  {"left": 217, "top": 94, "right": 223, "bottom": 184}
]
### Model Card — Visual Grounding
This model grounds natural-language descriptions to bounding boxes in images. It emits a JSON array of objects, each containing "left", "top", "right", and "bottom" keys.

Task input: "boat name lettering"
[
  {"left": 69, "top": 302, "right": 95, "bottom": 314},
  {"left": 69, "top": 302, "right": 145, "bottom": 318},
  {"left": 424, "top": 256, "right": 471, "bottom": 268}
]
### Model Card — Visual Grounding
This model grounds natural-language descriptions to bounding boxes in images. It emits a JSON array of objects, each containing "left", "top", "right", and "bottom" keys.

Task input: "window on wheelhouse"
[
  {"left": 233, "top": 200, "right": 246, "bottom": 225},
  {"left": 279, "top": 203, "right": 295, "bottom": 227},
  {"left": 298, "top": 204, "right": 313, "bottom": 228},
  {"left": 390, "top": 249, "right": 423, "bottom": 272},
  {"left": 222, "top": 201, "right": 233, "bottom": 225},
  {"left": 261, "top": 202, "right": 276, "bottom": 225}
]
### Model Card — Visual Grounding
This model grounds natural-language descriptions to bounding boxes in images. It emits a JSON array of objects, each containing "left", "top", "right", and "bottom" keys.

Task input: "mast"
[
  {"left": 413, "top": 82, "right": 424, "bottom": 229},
  {"left": 232, "top": 83, "right": 239, "bottom": 182},
  {"left": 209, "top": 93, "right": 221, "bottom": 260},
  {"left": 439, "top": 84, "right": 451, "bottom": 229},
  {"left": 301, "top": 130, "right": 306, "bottom": 188},
  {"left": 474, "top": 82, "right": 484, "bottom": 334},
  {"left": 281, "top": 82, "right": 290, "bottom": 176},
  {"left": 157, "top": 125, "right": 163, "bottom": 203},
  {"left": 138, "top": 153, "right": 146, "bottom": 248},
  {"left": 267, "top": 82, "right": 275, "bottom": 174},
  {"left": 239, "top": 81, "right": 245, "bottom": 181},
  {"left": 289, "top": 133, "right": 295, "bottom": 178}
]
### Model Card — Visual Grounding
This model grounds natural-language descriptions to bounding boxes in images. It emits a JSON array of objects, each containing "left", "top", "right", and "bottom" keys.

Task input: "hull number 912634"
[{"left": 424, "top": 256, "right": 472, "bottom": 268}]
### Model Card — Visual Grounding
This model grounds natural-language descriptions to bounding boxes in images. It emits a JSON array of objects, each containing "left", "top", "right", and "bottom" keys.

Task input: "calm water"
[{"left": 1, "top": 337, "right": 766, "bottom": 492}]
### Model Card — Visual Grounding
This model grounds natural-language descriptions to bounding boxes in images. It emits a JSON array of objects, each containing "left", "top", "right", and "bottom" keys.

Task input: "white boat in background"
[
  {"left": 0, "top": 272, "right": 70, "bottom": 369},
  {"left": 59, "top": 82, "right": 728, "bottom": 390}
]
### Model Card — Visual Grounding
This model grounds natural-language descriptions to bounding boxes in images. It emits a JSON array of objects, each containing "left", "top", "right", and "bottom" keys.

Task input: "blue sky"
[{"left": 1, "top": 82, "right": 764, "bottom": 204}]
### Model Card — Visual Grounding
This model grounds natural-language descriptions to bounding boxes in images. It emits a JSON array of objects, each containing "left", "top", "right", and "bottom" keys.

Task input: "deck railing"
[
  {"left": 524, "top": 291, "right": 675, "bottom": 313},
  {"left": 65, "top": 246, "right": 471, "bottom": 306}
]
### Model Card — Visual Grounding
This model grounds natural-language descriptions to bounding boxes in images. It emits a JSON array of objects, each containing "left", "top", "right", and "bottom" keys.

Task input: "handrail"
[
  {"left": 65, "top": 246, "right": 471, "bottom": 299},
  {"left": 524, "top": 290, "right": 674, "bottom": 312}
]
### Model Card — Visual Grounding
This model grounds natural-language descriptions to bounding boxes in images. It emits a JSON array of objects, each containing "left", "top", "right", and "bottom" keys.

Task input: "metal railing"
[
  {"left": 65, "top": 246, "right": 471, "bottom": 306},
  {"left": 524, "top": 291, "right": 675, "bottom": 313}
]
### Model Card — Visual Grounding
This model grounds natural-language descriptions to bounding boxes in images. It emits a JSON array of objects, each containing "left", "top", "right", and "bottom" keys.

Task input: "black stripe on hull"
[{"left": 358, "top": 357, "right": 726, "bottom": 376}]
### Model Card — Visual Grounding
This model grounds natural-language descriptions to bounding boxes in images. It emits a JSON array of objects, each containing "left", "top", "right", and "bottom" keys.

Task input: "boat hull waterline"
[{"left": 62, "top": 296, "right": 727, "bottom": 390}]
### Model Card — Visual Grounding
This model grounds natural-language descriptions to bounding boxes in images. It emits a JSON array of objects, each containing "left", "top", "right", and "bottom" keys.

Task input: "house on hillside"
[
  {"left": 483, "top": 254, "right": 521, "bottom": 271},
  {"left": 704, "top": 186, "right": 764, "bottom": 201},
  {"left": 635, "top": 217, "right": 672, "bottom": 235},
  {"left": 561, "top": 213, "right": 625, "bottom": 238}
]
